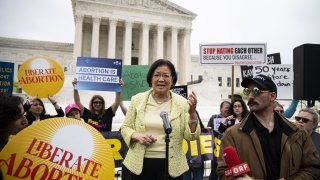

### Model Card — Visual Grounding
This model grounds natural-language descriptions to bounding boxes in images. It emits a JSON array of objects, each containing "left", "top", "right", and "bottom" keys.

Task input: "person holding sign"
[
  {"left": 218, "top": 98, "right": 249, "bottom": 134},
  {"left": 0, "top": 95, "right": 28, "bottom": 151},
  {"left": 24, "top": 95, "right": 64, "bottom": 125},
  {"left": 72, "top": 78, "right": 122, "bottom": 132},
  {"left": 121, "top": 59, "right": 200, "bottom": 179}
]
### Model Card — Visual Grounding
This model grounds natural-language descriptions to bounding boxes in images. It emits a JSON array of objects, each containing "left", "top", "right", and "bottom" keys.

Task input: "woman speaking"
[{"left": 121, "top": 59, "right": 200, "bottom": 179}]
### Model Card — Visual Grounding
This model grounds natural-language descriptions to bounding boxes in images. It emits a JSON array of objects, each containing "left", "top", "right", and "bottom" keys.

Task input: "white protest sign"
[
  {"left": 200, "top": 43, "right": 267, "bottom": 65},
  {"left": 252, "top": 64, "right": 293, "bottom": 99},
  {"left": 213, "top": 118, "right": 225, "bottom": 131}
]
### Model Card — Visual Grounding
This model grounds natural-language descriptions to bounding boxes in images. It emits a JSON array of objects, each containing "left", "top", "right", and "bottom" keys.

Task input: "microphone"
[
  {"left": 160, "top": 111, "right": 172, "bottom": 134},
  {"left": 223, "top": 146, "right": 250, "bottom": 178}
]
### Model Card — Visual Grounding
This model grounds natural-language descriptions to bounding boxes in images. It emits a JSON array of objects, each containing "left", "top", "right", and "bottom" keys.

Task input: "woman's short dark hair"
[{"left": 146, "top": 59, "right": 177, "bottom": 88}]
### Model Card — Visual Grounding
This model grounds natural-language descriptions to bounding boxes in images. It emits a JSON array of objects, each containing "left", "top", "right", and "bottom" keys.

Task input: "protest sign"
[
  {"left": 76, "top": 57, "right": 122, "bottom": 92},
  {"left": 0, "top": 118, "right": 115, "bottom": 180},
  {"left": 240, "top": 65, "right": 254, "bottom": 79},
  {"left": 121, "top": 65, "right": 149, "bottom": 101},
  {"left": 18, "top": 56, "right": 64, "bottom": 98},
  {"left": 200, "top": 43, "right": 266, "bottom": 65},
  {"left": 241, "top": 53, "right": 281, "bottom": 79},
  {"left": 252, "top": 64, "right": 293, "bottom": 99},
  {"left": 267, "top": 53, "right": 281, "bottom": 64},
  {"left": 172, "top": 85, "right": 188, "bottom": 99},
  {"left": 213, "top": 118, "right": 224, "bottom": 131},
  {"left": 0, "top": 61, "right": 14, "bottom": 95}
]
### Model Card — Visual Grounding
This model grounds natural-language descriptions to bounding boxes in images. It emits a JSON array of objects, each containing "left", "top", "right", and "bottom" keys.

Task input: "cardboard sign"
[
  {"left": 252, "top": 64, "right": 293, "bottom": 99},
  {"left": 18, "top": 56, "right": 64, "bottom": 98},
  {"left": 121, "top": 65, "right": 150, "bottom": 101},
  {"left": 200, "top": 43, "right": 267, "bottom": 65},
  {"left": 76, "top": 57, "right": 122, "bottom": 92},
  {"left": 0, "top": 61, "right": 14, "bottom": 95},
  {"left": 0, "top": 118, "right": 115, "bottom": 180}
]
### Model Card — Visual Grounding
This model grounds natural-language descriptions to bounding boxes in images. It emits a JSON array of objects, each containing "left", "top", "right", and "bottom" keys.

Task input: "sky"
[{"left": 0, "top": 0, "right": 320, "bottom": 64}]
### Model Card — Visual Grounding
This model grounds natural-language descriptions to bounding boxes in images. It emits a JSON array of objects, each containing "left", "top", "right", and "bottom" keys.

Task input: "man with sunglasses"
[
  {"left": 295, "top": 108, "right": 320, "bottom": 154},
  {"left": 217, "top": 74, "right": 320, "bottom": 180}
]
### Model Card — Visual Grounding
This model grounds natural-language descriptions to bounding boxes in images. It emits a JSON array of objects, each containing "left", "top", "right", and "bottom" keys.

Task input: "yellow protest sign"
[
  {"left": 18, "top": 56, "right": 64, "bottom": 98},
  {"left": 0, "top": 118, "right": 115, "bottom": 180}
]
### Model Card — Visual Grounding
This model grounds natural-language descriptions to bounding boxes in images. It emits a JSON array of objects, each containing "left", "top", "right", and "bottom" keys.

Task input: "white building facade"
[
  {"left": 71, "top": 0, "right": 196, "bottom": 85},
  {"left": 0, "top": 0, "right": 248, "bottom": 123}
]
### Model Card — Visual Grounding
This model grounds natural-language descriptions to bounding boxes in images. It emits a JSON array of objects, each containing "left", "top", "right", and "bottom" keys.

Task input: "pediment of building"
[{"left": 90, "top": 0, "right": 196, "bottom": 17}]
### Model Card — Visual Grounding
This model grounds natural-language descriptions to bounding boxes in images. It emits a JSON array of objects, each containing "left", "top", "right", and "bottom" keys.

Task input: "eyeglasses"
[
  {"left": 233, "top": 105, "right": 242, "bottom": 108},
  {"left": 153, "top": 73, "right": 171, "bottom": 80},
  {"left": 295, "top": 116, "right": 313, "bottom": 123},
  {"left": 243, "top": 87, "right": 270, "bottom": 97},
  {"left": 93, "top": 101, "right": 103, "bottom": 104}
]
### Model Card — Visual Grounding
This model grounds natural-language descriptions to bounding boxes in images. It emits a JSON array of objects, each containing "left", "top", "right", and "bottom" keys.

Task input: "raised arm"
[
  {"left": 111, "top": 92, "right": 121, "bottom": 114},
  {"left": 119, "top": 101, "right": 128, "bottom": 115},
  {"left": 47, "top": 95, "right": 64, "bottom": 117},
  {"left": 72, "top": 78, "right": 84, "bottom": 114},
  {"left": 187, "top": 91, "right": 199, "bottom": 133},
  {"left": 48, "top": 95, "right": 61, "bottom": 110},
  {"left": 111, "top": 79, "right": 123, "bottom": 114},
  {"left": 284, "top": 99, "right": 299, "bottom": 119}
]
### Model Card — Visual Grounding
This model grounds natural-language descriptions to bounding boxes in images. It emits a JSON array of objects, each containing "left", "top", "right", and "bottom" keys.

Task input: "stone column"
[
  {"left": 91, "top": 16, "right": 101, "bottom": 57},
  {"left": 171, "top": 27, "right": 178, "bottom": 67},
  {"left": 73, "top": 14, "right": 84, "bottom": 59},
  {"left": 123, "top": 21, "right": 133, "bottom": 65},
  {"left": 107, "top": 18, "right": 117, "bottom": 58},
  {"left": 180, "top": 28, "right": 192, "bottom": 85},
  {"left": 156, "top": 25, "right": 164, "bottom": 60},
  {"left": 140, "top": 23, "right": 150, "bottom": 65}
]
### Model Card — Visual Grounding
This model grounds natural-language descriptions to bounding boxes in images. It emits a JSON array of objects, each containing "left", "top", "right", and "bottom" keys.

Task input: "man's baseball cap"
[
  {"left": 241, "top": 74, "right": 277, "bottom": 93},
  {"left": 65, "top": 104, "right": 81, "bottom": 115}
]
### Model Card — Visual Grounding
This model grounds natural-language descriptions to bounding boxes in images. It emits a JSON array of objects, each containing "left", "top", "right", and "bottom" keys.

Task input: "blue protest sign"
[
  {"left": 0, "top": 61, "right": 14, "bottom": 95},
  {"left": 76, "top": 57, "right": 122, "bottom": 92}
]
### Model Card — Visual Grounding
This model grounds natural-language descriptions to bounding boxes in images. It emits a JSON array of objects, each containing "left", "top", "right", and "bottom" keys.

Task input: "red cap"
[{"left": 65, "top": 104, "right": 80, "bottom": 115}]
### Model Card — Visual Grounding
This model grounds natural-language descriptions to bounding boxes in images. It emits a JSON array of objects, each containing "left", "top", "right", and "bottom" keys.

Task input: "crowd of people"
[{"left": 1, "top": 59, "right": 320, "bottom": 180}]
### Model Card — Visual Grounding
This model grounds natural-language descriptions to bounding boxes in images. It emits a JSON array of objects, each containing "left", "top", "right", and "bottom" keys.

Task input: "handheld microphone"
[
  {"left": 160, "top": 111, "right": 172, "bottom": 134},
  {"left": 223, "top": 146, "right": 250, "bottom": 178}
]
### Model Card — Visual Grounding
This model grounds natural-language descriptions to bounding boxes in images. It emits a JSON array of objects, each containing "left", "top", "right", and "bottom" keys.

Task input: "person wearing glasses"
[
  {"left": 218, "top": 98, "right": 249, "bottom": 134},
  {"left": 217, "top": 74, "right": 320, "bottom": 180},
  {"left": 295, "top": 108, "right": 320, "bottom": 154},
  {"left": 121, "top": 59, "right": 200, "bottom": 179},
  {"left": 72, "top": 78, "right": 122, "bottom": 132}
]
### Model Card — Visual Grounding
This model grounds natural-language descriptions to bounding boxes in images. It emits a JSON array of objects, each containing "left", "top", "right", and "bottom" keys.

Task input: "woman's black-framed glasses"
[
  {"left": 243, "top": 87, "right": 270, "bottom": 97},
  {"left": 295, "top": 116, "right": 313, "bottom": 123}
]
